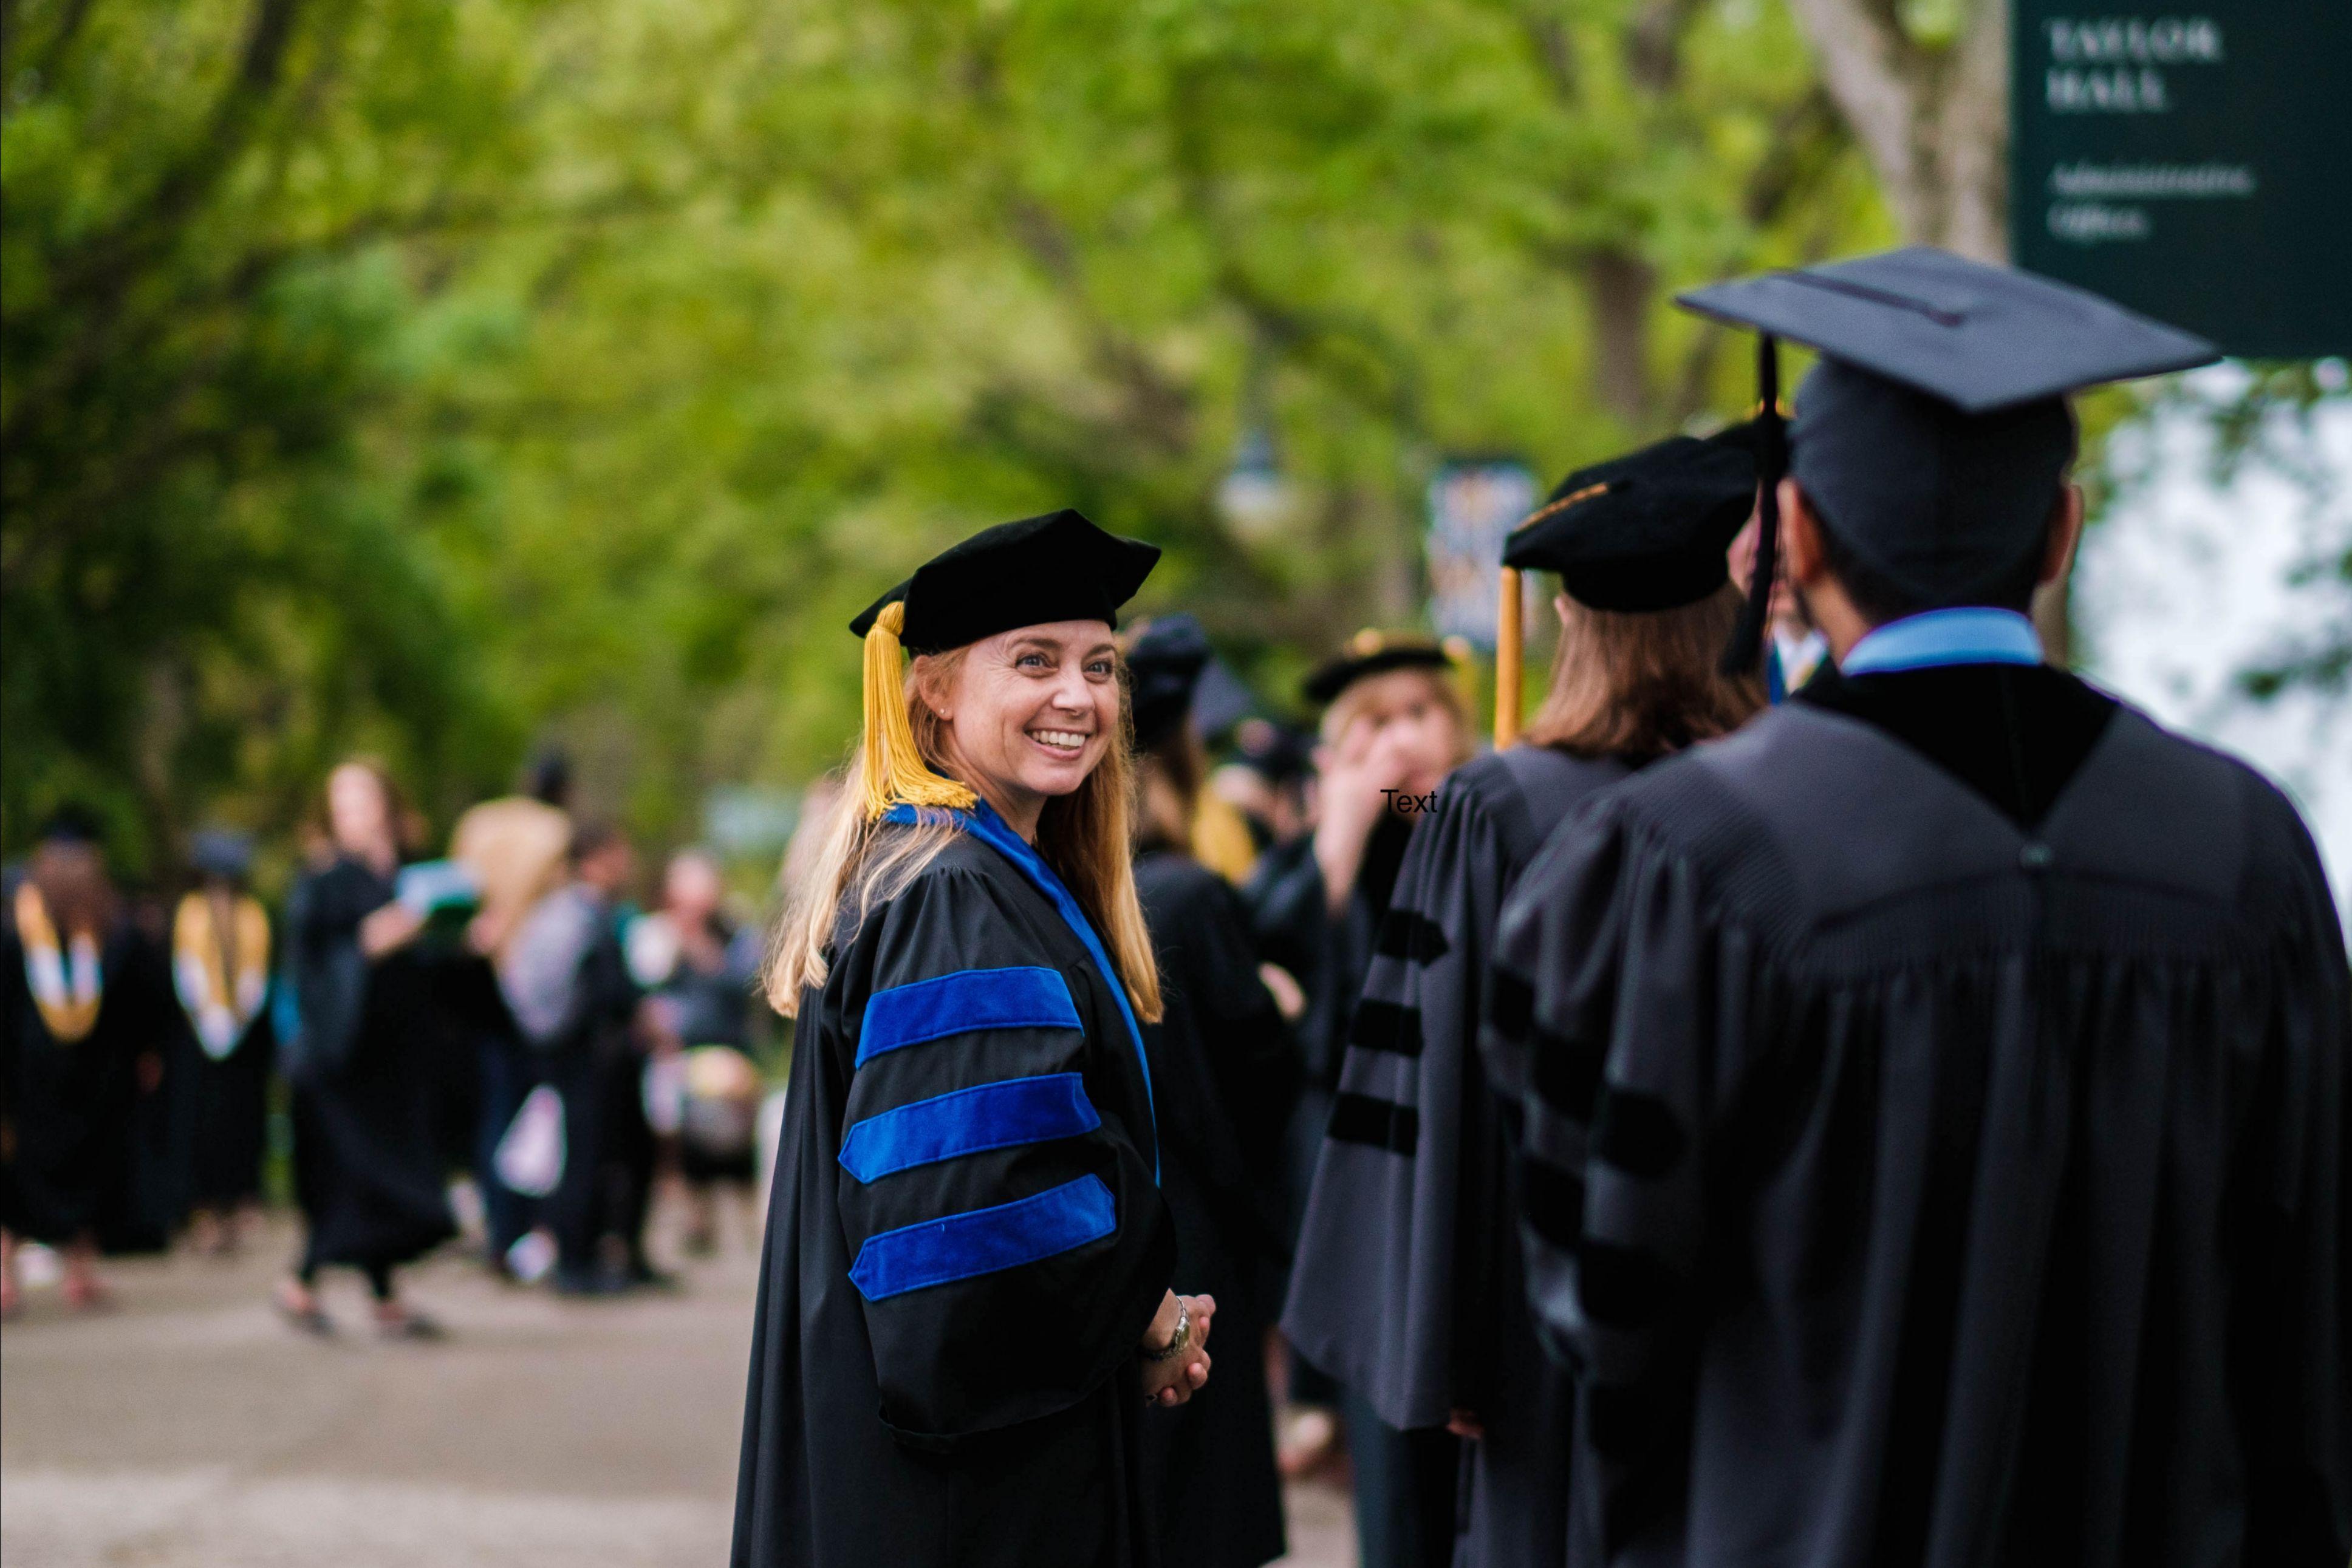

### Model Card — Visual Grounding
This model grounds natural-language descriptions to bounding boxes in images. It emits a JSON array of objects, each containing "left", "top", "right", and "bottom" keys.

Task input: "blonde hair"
[
  {"left": 766, "top": 642, "right": 1164, "bottom": 1023},
  {"left": 1523, "top": 583, "right": 1763, "bottom": 763},
  {"left": 1317, "top": 666, "right": 1474, "bottom": 765}
]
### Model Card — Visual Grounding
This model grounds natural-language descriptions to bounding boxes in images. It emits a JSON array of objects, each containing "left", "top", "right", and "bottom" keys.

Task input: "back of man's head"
[{"left": 1791, "top": 360, "right": 2076, "bottom": 624}]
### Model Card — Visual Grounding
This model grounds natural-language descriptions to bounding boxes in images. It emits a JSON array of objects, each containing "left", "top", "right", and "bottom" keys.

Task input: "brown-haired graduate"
[
  {"left": 1282, "top": 433, "right": 1763, "bottom": 1568},
  {"left": 276, "top": 761, "right": 456, "bottom": 1337},
  {"left": 1486, "top": 248, "right": 2349, "bottom": 1567},
  {"left": 1123, "top": 613, "right": 1302, "bottom": 1568},
  {"left": 732, "top": 510, "right": 1215, "bottom": 1568}
]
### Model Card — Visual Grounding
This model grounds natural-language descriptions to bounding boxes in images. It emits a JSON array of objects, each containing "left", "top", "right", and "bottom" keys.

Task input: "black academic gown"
[
  {"left": 1485, "top": 663, "right": 2351, "bottom": 1568},
  {"left": 1286, "top": 746, "right": 1630, "bottom": 1568},
  {"left": 1, "top": 915, "right": 171, "bottom": 1246},
  {"left": 183, "top": 1009, "right": 275, "bottom": 1211},
  {"left": 733, "top": 808, "right": 1176, "bottom": 1568},
  {"left": 1250, "top": 811, "right": 1457, "bottom": 1568},
  {"left": 284, "top": 858, "right": 457, "bottom": 1270},
  {"left": 1244, "top": 815, "right": 1415, "bottom": 1232},
  {"left": 1134, "top": 848, "right": 1300, "bottom": 1568}
]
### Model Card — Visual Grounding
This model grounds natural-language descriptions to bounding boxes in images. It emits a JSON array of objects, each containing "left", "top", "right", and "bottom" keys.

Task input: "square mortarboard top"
[
  {"left": 1674, "top": 248, "right": 2218, "bottom": 652},
  {"left": 1502, "top": 426, "right": 1758, "bottom": 613},
  {"left": 849, "top": 509, "right": 1161, "bottom": 655},
  {"left": 1677, "top": 247, "right": 2217, "bottom": 415}
]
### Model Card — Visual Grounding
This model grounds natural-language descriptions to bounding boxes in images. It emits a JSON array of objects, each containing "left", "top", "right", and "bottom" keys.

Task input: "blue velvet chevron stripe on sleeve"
[
  {"left": 847, "top": 1174, "right": 1118, "bottom": 1300},
  {"left": 855, "top": 964, "right": 1082, "bottom": 1066},
  {"left": 837, "top": 1072, "right": 1101, "bottom": 1182}
]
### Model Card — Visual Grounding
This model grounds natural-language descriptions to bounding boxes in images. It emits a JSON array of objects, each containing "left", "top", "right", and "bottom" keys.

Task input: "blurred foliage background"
[{"left": 2, "top": 0, "right": 2339, "bottom": 881}]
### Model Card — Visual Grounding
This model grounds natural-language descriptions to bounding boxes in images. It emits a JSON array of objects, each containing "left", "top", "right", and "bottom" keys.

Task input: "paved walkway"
[{"left": 0, "top": 1213, "right": 1352, "bottom": 1567}]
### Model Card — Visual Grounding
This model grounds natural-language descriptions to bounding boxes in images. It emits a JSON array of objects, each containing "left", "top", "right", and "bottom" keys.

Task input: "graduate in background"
[
  {"left": 504, "top": 821, "right": 658, "bottom": 1295},
  {"left": 0, "top": 808, "right": 172, "bottom": 1315},
  {"left": 630, "top": 846, "right": 764, "bottom": 1256},
  {"left": 1214, "top": 720, "right": 1314, "bottom": 864},
  {"left": 450, "top": 752, "right": 574, "bottom": 1273},
  {"left": 1124, "top": 614, "right": 1301, "bottom": 1568},
  {"left": 171, "top": 830, "right": 276, "bottom": 1256},
  {"left": 1487, "top": 248, "right": 2347, "bottom": 1567},
  {"left": 733, "top": 511, "right": 1214, "bottom": 1568},
  {"left": 1285, "top": 432, "right": 1764, "bottom": 1568},
  {"left": 276, "top": 761, "right": 456, "bottom": 1338},
  {"left": 1246, "top": 632, "right": 1474, "bottom": 1568}
]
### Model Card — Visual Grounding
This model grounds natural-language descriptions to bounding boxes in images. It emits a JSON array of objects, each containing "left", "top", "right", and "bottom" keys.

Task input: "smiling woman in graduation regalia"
[
  {"left": 733, "top": 510, "right": 1215, "bottom": 1568},
  {"left": 1282, "top": 434, "right": 1763, "bottom": 1568}
]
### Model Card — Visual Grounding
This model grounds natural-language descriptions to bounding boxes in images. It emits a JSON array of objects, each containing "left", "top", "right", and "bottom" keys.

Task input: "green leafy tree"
[{"left": 5, "top": 0, "right": 1886, "bottom": 871}]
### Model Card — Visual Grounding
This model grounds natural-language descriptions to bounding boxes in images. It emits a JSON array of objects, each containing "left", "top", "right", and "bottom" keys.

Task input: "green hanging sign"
[{"left": 2011, "top": 4, "right": 2352, "bottom": 358}]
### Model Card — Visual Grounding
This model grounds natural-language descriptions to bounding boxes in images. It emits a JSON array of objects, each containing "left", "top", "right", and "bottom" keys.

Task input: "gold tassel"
[
  {"left": 1494, "top": 566, "right": 1523, "bottom": 747},
  {"left": 1442, "top": 635, "right": 1479, "bottom": 737},
  {"left": 860, "top": 601, "right": 978, "bottom": 820}
]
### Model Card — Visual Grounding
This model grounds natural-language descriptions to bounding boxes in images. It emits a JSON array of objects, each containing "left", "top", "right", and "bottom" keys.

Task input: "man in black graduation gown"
[{"left": 1485, "top": 248, "right": 2349, "bottom": 1568}]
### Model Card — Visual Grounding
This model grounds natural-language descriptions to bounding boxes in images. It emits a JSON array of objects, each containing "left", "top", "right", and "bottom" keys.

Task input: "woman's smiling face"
[{"left": 928, "top": 620, "right": 1122, "bottom": 833}]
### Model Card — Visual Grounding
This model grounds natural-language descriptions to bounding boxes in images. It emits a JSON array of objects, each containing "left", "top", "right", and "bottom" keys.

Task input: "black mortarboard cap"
[
  {"left": 1302, "top": 630, "right": 1454, "bottom": 706},
  {"left": 37, "top": 803, "right": 104, "bottom": 845},
  {"left": 1233, "top": 721, "right": 1314, "bottom": 785},
  {"left": 1676, "top": 247, "right": 2218, "bottom": 669},
  {"left": 190, "top": 830, "right": 255, "bottom": 881},
  {"left": 1124, "top": 614, "right": 1215, "bottom": 750},
  {"left": 1189, "top": 657, "right": 1257, "bottom": 741},
  {"left": 849, "top": 509, "right": 1161, "bottom": 655},
  {"left": 1502, "top": 431, "right": 1756, "bottom": 612}
]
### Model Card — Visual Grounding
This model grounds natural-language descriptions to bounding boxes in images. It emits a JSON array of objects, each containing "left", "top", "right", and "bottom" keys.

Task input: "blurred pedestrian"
[
  {"left": 1213, "top": 719, "right": 1313, "bottom": 859},
  {"left": 171, "top": 830, "right": 276, "bottom": 1256},
  {"left": 451, "top": 748, "right": 575, "bottom": 1267},
  {"left": 503, "top": 821, "right": 658, "bottom": 1295},
  {"left": 276, "top": 761, "right": 456, "bottom": 1338},
  {"left": 628, "top": 846, "right": 762, "bottom": 1255},
  {"left": 1125, "top": 615, "right": 1301, "bottom": 1568},
  {"left": 1, "top": 807, "right": 173, "bottom": 1315},
  {"left": 734, "top": 511, "right": 1212, "bottom": 1568},
  {"left": 1245, "top": 631, "right": 1472, "bottom": 1568},
  {"left": 1284, "top": 431, "right": 1764, "bottom": 1568},
  {"left": 452, "top": 749, "right": 575, "bottom": 961}
]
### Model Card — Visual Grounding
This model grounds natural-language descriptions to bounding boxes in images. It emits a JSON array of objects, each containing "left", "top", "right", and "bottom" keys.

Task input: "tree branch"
[
  {"left": 46, "top": 0, "right": 308, "bottom": 312},
  {"left": 1783, "top": 0, "right": 1925, "bottom": 232}
]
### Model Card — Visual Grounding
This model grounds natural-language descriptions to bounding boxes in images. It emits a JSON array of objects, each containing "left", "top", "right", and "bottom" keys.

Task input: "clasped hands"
[{"left": 1138, "top": 1289, "right": 1216, "bottom": 1408}]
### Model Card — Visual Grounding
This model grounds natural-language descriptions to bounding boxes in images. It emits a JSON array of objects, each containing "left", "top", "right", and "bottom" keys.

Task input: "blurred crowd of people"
[{"left": 0, "top": 752, "right": 771, "bottom": 1332}]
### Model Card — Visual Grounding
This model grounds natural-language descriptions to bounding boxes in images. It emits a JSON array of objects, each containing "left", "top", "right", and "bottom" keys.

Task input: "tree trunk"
[
  {"left": 1585, "top": 248, "right": 1660, "bottom": 431},
  {"left": 1782, "top": 0, "right": 2008, "bottom": 262}
]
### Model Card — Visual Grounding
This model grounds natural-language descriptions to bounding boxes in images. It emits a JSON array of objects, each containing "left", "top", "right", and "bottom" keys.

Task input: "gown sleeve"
[
  {"left": 832, "top": 862, "right": 1175, "bottom": 1448},
  {"left": 2240, "top": 808, "right": 2350, "bottom": 1563},
  {"left": 1285, "top": 777, "right": 1508, "bottom": 1428},
  {"left": 1485, "top": 800, "right": 1732, "bottom": 1541}
]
